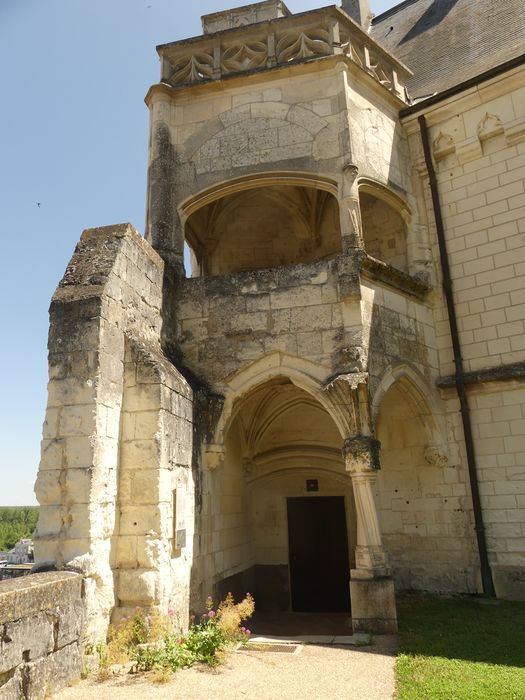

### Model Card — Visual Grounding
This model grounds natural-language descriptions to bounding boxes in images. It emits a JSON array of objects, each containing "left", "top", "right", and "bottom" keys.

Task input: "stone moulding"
[
  {"left": 437, "top": 360, "right": 525, "bottom": 389},
  {"left": 156, "top": 7, "right": 410, "bottom": 100},
  {"left": 361, "top": 254, "right": 431, "bottom": 300}
]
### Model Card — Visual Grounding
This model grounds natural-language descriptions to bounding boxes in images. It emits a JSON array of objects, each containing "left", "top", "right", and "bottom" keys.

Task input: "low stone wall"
[{"left": 0, "top": 572, "right": 85, "bottom": 700}]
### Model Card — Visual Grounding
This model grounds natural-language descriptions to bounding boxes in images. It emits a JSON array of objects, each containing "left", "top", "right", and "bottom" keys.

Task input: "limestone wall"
[
  {"left": 363, "top": 281, "right": 436, "bottom": 388},
  {"left": 375, "top": 380, "right": 477, "bottom": 593},
  {"left": 35, "top": 224, "right": 195, "bottom": 640},
  {"left": 0, "top": 573, "right": 84, "bottom": 700},
  {"left": 403, "top": 64, "right": 525, "bottom": 598},
  {"left": 176, "top": 257, "right": 360, "bottom": 390},
  {"left": 191, "top": 426, "right": 253, "bottom": 608},
  {"left": 146, "top": 50, "right": 414, "bottom": 271}
]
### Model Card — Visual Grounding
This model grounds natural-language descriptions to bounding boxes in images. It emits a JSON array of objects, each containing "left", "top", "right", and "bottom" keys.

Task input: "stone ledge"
[
  {"left": 362, "top": 255, "right": 431, "bottom": 300},
  {"left": 437, "top": 361, "right": 525, "bottom": 389},
  {"left": 0, "top": 572, "right": 82, "bottom": 624}
]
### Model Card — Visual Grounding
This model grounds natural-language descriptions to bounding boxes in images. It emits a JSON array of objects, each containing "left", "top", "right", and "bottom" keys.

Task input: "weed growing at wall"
[
  {"left": 135, "top": 592, "right": 254, "bottom": 672},
  {"left": 97, "top": 593, "right": 255, "bottom": 679}
]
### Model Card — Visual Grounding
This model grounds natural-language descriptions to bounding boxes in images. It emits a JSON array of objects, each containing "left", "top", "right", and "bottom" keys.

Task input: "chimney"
[{"left": 341, "top": 0, "right": 372, "bottom": 30}]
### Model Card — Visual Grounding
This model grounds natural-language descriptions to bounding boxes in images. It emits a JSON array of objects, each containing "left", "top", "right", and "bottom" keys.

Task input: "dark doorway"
[{"left": 287, "top": 496, "right": 350, "bottom": 612}]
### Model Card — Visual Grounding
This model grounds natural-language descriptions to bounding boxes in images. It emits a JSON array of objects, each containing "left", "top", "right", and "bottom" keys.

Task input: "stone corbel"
[
  {"left": 324, "top": 372, "right": 370, "bottom": 436},
  {"left": 242, "top": 458, "right": 256, "bottom": 477},
  {"left": 424, "top": 445, "right": 449, "bottom": 467},
  {"left": 477, "top": 113, "right": 504, "bottom": 142},
  {"left": 204, "top": 444, "right": 225, "bottom": 471},
  {"left": 432, "top": 132, "right": 455, "bottom": 161}
]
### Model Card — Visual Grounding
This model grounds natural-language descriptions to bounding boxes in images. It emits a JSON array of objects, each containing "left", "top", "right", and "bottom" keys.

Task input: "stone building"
[{"left": 34, "top": 0, "right": 525, "bottom": 641}]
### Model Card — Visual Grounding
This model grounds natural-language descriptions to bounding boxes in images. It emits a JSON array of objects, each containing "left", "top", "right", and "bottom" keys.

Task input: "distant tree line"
[{"left": 0, "top": 507, "right": 39, "bottom": 552}]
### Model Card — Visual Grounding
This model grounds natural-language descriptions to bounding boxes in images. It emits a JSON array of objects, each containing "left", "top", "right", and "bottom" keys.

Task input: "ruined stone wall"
[
  {"left": 35, "top": 224, "right": 195, "bottom": 640},
  {"left": 0, "top": 573, "right": 84, "bottom": 700},
  {"left": 403, "top": 65, "right": 525, "bottom": 598},
  {"left": 113, "top": 336, "right": 194, "bottom": 629}
]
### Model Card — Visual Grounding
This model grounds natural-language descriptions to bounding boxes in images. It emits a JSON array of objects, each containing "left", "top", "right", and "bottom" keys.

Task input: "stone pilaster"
[
  {"left": 145, "top": 93, "right": 185, "bottom": 274},
  {"left": 342, "top": 435, "right": 398, "bottom": 633}
]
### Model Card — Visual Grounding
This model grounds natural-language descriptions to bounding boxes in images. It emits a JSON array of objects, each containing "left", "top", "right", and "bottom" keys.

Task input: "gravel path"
[{"left": 53, "top": 637, "right": 398, "bottom": 700}]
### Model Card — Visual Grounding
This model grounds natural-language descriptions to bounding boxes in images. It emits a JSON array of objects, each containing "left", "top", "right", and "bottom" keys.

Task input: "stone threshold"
[{"left": 248, "top": 632, "right": 372, "bottom": 645}]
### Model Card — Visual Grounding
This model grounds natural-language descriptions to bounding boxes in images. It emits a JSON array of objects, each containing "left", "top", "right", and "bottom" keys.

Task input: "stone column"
[
  {"left": 343, "top": 435, "right": 398, "bottom": 633},
  {"left": 338, "top": 163, "right": 364, "bottom": 254}
]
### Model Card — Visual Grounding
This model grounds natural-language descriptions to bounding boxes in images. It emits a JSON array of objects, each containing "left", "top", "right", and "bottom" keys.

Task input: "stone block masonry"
[
  {"left": 0, "top": 572, "right": 84, "bottom": 700},
  {"left": 35, "top": 223, "right": 195, "bottom": 642}
]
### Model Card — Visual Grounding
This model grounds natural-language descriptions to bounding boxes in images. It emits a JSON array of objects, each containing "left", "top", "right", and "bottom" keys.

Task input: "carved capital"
[
  {"left": 343, "top": 162, "right": 359, "bottom": 180},
  {"left": 342, "top": 435, "right": 381, "bottom": 473}
]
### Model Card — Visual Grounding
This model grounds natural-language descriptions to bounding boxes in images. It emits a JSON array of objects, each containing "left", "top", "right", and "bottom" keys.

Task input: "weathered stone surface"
[
  {"left": 350, "top": 577, "right": 398, "bottom": 634},
  {"left": 23, "top": 643, "right": 83, "bottom": 700},
  {"left": 0, "top": 573, "right": 85, "bottom": 700},
  {"left": 0, "top": 669, "right": 22, "bottom": 700},
  {"left": 0, "top": 573, "right": 82, "bottom": 626},
  {"left": 31, "top": 0, "right": 525, "bottom": 651}
]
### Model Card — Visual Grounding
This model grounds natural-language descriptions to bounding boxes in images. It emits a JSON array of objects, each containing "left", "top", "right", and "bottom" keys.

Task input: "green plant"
[{"left": 133, "top": 592, "right": 255, "bottom": 674}]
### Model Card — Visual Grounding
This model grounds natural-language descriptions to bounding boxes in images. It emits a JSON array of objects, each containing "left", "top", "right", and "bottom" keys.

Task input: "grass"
[{"left": 395, "top": 595, "right": 525, "bottom": 700}]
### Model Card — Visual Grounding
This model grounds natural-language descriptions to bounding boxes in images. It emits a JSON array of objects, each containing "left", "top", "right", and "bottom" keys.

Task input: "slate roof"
[{"left": 370, "top": 0, "right": 525, "bottom": 99}]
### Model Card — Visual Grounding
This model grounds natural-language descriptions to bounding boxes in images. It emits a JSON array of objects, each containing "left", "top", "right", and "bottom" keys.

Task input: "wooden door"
[{"left": 287, "top": 496, "right": 350, "bottom": 612}]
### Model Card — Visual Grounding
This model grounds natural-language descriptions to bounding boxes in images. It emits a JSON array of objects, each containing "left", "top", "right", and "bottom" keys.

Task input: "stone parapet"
[
  {"left": 156, "top": 6, "right": 410, "bottom": 99},
  {"left": 0, "top": 572, "right": 84, "bottom": 700}
]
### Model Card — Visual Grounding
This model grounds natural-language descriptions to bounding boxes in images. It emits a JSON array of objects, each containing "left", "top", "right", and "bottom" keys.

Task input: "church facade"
[{"left": 34, "top": 0, "right": 525, "bottom": 641}]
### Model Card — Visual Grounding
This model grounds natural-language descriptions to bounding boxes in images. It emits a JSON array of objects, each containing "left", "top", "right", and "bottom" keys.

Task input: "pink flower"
[
  {"left": 245, "top": 629, "right": 251, "bottom": 636},
  {"left": 208, "top": 610, "right": 216, "bottom": 618}
]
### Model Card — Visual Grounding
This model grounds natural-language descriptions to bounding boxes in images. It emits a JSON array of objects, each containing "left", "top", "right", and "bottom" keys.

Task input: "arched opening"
[
  {"left": 185, "top": 184, "right": 342, "bottom": 276},
  {"left": 360, "top": 189, "right": 408, "bottom": 273},
  {"left": 199, "top": 378, "right": 356, "bottom": 612},
  {"left": 375, "top": 376, "right": 476, "bottom": 593}
]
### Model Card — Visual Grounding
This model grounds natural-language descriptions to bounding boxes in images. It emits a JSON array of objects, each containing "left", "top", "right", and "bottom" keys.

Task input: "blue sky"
[{"left": 0, "top": 0, "right": 399, "bottom": 506}]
